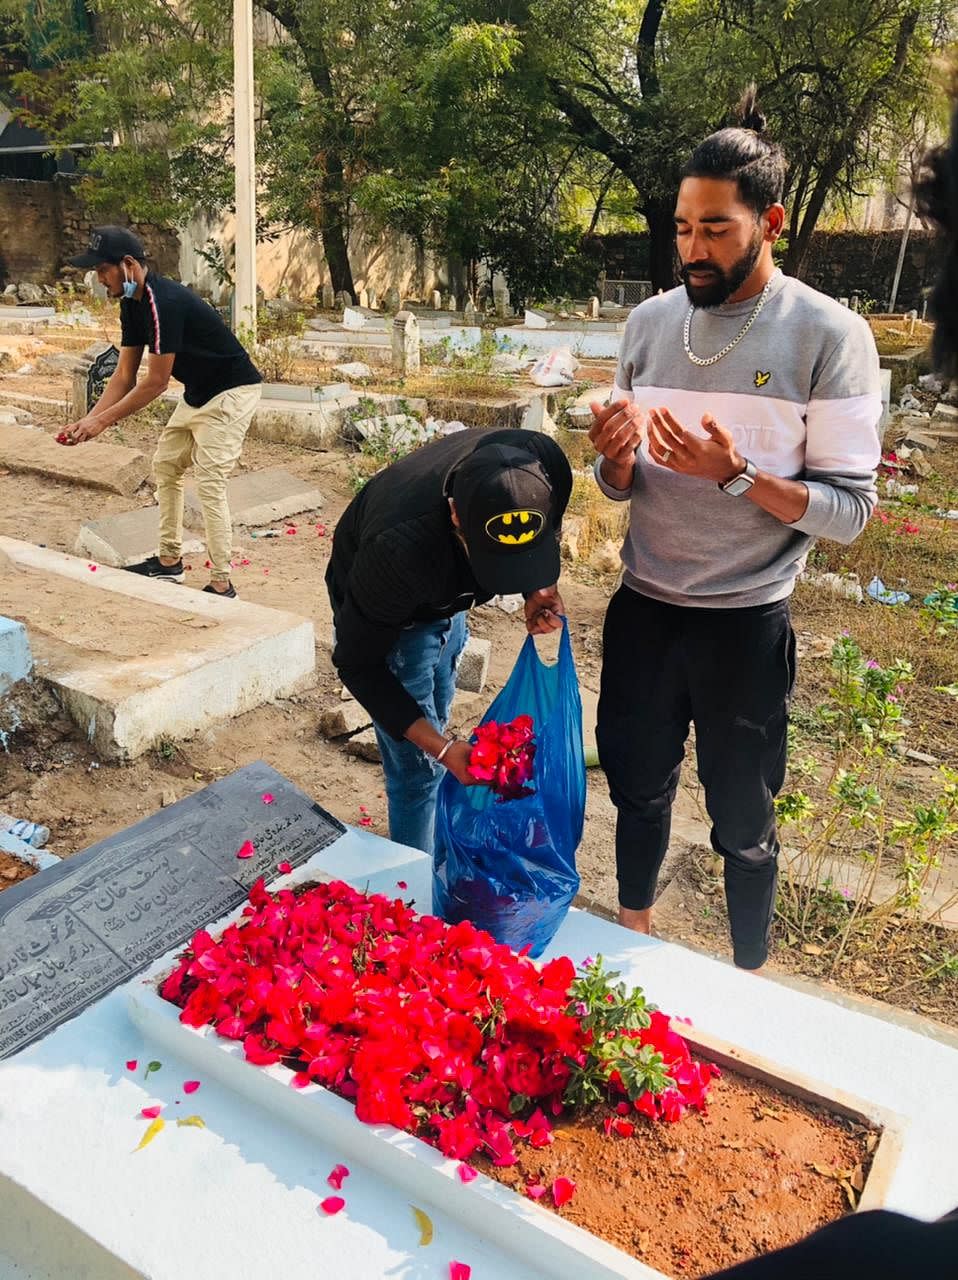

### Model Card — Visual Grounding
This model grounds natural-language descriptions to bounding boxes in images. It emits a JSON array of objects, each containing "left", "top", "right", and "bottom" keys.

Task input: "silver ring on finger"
[{"left": 661, "top": 447, "right": 673, "bottom": 463}]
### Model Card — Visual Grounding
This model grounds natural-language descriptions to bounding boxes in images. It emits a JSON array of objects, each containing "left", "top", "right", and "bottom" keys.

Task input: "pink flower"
[
  {"left": 327, "top": 1164, "right": 350, "bottom": 1190},
  {"left": 551, "top": 1177, "right": 576, "bottom": 1208},
  {"left": 319, "top": 1196, "right": 345, "bottom": 1215},
  {"left": 235, "top": 840, "right": 255, "bottom": 860},
  {"left": 456, "top": 1163, "right": 478, "bottom": 1184}
]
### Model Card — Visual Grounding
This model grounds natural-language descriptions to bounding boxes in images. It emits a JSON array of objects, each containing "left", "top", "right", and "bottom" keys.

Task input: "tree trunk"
[
  {"left": 318, "top": 155, "right": 355, "bottom": 299},
  {"left": 644, "top": 195, "right": 677, "bottom": 292}
]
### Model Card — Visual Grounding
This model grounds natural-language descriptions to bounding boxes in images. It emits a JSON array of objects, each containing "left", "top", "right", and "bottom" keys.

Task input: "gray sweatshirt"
[{"left": 596, "top": 271, "right": 883, "bottom": 608}]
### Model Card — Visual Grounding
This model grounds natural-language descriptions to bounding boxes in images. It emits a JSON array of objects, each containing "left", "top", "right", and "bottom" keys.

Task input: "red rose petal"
[
  {"left": 320, "top": 1196, "right": 345, "bottom": 1215},
  {"left": 456, "top": 1163, "right": 478, "bottom": 1184},
  {"left": 235, "top": 840, "right": 255, "bottom": 860},
  {"left": 263, "top": 568, "right": 270, "bottom": 575},
  {"left": 526, "top": 1183, "right": 547, "bottom": 1199},
  {"left": 88, "top": 564, "right": 97, "bottom": 571},
  {"left": 261, "top": 793, "right": 275, "bottom": 804},
  {"left": 126, "top": 1060, "right": 138, "bottom": 1071},
  {"left": 327, "top": 1164, "right": 350, "bottom": 1190},
  {"left": 450, "top": 1264, "right": 471, "bottom": 1280},
  {"left": 204, "top": 560, "right": 212, "bottom": 569},
  {"left": 397, "top": 880, "right": 408, "bottom": 890},
  {"left": 183, "top": 1080, "right": 200, "bottom": 1094},
  {"left": 616, "top": 1101, "right": 631, "bottom": 1116},
  {"left": 140, "top": 1105, "right": 162, "bottom": 1119},
  {"left": 613, "top": 1118, "right": 635, "bottom": 1138},
  {"left": 278, "top": 861, "right": 292, "bottom": 874},
  {"left": 285, "top": 526, "right": 297, "bottom": 535},
  {"left": 551, "top": 1176, "right": 576, "bottom": 1208}
]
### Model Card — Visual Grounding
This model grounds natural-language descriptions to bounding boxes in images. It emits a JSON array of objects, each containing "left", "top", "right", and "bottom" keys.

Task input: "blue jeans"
[{"left": 373, "top": 613, "right": 468, "bottom": 854}]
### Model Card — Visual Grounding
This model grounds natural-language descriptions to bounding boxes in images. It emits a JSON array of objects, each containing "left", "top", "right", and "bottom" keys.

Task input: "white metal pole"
[{"left": 233, "top": 0, "right": 257, "bottom": 341}]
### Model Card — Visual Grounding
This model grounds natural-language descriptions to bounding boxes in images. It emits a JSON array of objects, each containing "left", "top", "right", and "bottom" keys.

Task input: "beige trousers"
[{"left": 154, "top": 384, "right": 261, "bottom": 581}]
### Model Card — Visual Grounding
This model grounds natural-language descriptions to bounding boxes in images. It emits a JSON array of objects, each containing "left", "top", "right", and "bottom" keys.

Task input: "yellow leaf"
[
  {"left": 133, "top": 1117, "right": 165, "bottom": 1152},
  {"left": 411, "top": 1205, "right": 434, "bottom": 1246},
  {"left": 841, "top": 1180, "right": 859, "bottom": 1210},
  {"left": 850, "top": 1164, "right": 865, "bottom": 1192},
  {"left": 176, "top": 1115, "right": 205, "bottom": 1129}
]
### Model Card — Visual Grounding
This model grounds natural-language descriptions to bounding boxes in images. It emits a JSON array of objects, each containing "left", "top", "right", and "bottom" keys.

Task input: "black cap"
[
  {"left": 450, "top": 443, "right": 561, "bottom": 595},
  {"left": 69, "top": 226, "right": 146, "bottom": 269}
]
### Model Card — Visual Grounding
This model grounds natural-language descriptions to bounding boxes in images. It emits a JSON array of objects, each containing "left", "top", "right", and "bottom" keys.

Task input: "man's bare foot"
[{"left": 618, "top": 905, "right": 652, "bottom": 934}]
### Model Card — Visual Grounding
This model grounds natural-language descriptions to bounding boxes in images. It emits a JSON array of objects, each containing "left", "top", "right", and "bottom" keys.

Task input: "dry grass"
[
  {"left": 868, "top": 316, "right": 934, "bottom": 356},
  {"left": 566, "top": 472, "right": 630, "bottom": 563}
]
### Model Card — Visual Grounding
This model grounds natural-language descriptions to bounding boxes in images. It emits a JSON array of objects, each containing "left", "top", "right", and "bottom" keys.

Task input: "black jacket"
[{"left": 326, "top": 429, "right": 572, "bottom": 739}]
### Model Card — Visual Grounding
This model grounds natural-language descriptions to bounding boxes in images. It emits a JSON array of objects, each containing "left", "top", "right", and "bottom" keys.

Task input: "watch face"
[{"left": 724, "top": 474, "right": 752, "bottom": 496}]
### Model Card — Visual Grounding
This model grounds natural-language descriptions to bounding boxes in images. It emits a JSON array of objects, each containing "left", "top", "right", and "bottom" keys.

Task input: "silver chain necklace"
[{"left": 683, "top": 277, "right": 773, "bottom": 367}]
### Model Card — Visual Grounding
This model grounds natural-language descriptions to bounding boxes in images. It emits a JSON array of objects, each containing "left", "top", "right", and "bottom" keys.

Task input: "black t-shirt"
[
  {"left": 325, "top": 428, "right": 573, "bottom": 740},
  {"left": 120, "top": 273, "right": 262, "bottom": 407}
]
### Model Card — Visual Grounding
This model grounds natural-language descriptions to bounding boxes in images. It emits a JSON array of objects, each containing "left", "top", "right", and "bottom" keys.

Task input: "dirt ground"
[{"left": 1, "top": 329, "right": 957, "bottom": 1033}]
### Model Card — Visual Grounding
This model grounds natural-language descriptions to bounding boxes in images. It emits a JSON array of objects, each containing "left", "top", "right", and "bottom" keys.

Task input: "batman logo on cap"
[{"left": 485, "top": 509, "right": 545, "bottom": 546}]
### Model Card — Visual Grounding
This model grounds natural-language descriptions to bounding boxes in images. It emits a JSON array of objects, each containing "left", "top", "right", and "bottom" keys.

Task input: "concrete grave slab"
[
  {"left": 0, "top": 615, "right": 31, "bottom": 694},
  {"left": 183, "top": 467, "right": 324, "bottom": 528},
  {"left": 456, "top": 635, "right": 491, "bottom": 693},
  {"left": 0, "top": 781, "right": 956, "bottom": 1280},
  {"left": 76, "top": 507, "right": 206, "bottom": 569},
  {"left": 0, "top": 423, "right": 150, "bottom": 496},
  {"left": 0, "top": 538, "right": 315, "bottom": 760}
]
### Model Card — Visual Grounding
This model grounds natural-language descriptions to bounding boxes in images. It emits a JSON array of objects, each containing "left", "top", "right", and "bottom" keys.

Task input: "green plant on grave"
[
  {"left": 236, "top": 321, "right": 300, "bottom": 384},
  {"left": 342, "top": 395, "right": 427, "bottom": 493},
  {"left": 920, "top": 585, "right": 958, "bottom": 638},
  {"left": 775, "top": 637, "right": 958, "bottom": 971}
]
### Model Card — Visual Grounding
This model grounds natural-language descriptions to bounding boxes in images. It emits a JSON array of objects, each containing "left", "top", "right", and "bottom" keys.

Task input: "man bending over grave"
[
  {"left": 326, "top": 428, "right": 572, "bottom": 854},
  {"left": 60, "top": 226, "right": 262, "bottom": 598}
]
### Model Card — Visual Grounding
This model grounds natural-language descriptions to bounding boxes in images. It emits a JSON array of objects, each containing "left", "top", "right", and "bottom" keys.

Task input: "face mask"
[{"left": 121, "top": 266, "right": 137, "bottom": 299}]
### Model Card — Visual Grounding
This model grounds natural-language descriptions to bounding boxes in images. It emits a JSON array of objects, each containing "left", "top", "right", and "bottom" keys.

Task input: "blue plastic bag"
[{"left": 433, "top": 620, "right": 585, "bottom": 957}]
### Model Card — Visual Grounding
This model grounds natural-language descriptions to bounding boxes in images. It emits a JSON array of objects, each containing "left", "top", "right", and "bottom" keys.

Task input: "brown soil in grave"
[
  {"left": 0, "top": 849, "right": 36, "bottom": 889},
  {"left": 479, "top": 1070, "right": 874, "bottom": 1279}
]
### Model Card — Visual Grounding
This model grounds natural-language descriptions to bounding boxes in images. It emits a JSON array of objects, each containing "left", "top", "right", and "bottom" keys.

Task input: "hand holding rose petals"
[{"left": 467, "top": 715, "right": 536, "bottom": 802}]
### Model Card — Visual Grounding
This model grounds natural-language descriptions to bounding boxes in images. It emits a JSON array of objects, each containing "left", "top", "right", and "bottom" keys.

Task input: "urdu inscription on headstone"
[
  {"left": 0, "top": 762, "right": 345, "bottom": 1059},
  {"left": 86, "top": 344, "right": 120, "bottom": 414}
]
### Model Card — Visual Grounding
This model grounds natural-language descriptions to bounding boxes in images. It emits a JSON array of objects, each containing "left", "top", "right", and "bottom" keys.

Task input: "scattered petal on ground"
[
  {"left": 278, "top": 861, "right": 292, "bottom": 874},
  {"left": 261, "top": 793, "right": 275, "bottom": 805},
  {"left": 456, "top": 1164, "right": 478, "bottom": 1184},
  {"left": 140, "top": 1105, "right": 163, "bottom": 1119},
  {"left": 526, "top": 1183, "right": 547, "bottom": 1200},
  {"left": 133, "top": 1117, "right": 165, "bottom": 1152},
  {"left": 235, "top": 840, "right": 255, "bottom": 860},
  {"left": 176, "top": 1115, "right": 205, "bottom": 1129},
  {"left": 397, "top": 880, "right": 408, "bottom": 890},
  {"left": 327, "top": 1164, "right": 350, "bottom": 1190},
  {"left": 450, "top": 1262, "right": 472, "bottom": 1280},
  {"left": 183, "top": 1080, "right": 201, "bottom": 1095},
  {"left": 411, "top": 1206, "right": 434, "bottom": 1246},
  {"left": 551, "top": 1176, "right": 576, "bottom": 1207},
  {"left": 319, "top": 1196, "right": 345, "bottom": 1215},
  {"left": 126, "top": 1060, "right": 137, "bottom": 1071}
]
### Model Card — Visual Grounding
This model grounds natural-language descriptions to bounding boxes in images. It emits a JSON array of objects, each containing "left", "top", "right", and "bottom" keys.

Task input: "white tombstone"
[
  {"left": 494, "top": 287, "right": 511, "bottom": 317},
  {"left": 390, "top": 310, "right": 421, "bottom": 375},
  {"left": 446, "top": 294, "right": 457, "bottom": 312},
  {"left": 429, "top": 289, "right": 442, "bottom": 311},
  {"left": 524, "top": 309, "right": 550, "bottom": 329},
  {"left": 367, "top": 287, "right": 379, "bottom": 310},
  {"left": 335, "top": 290, "right": 353, "bottom": 309},
  {"left": 321, "top": 282, "right": 335, "bottom": 309},
  {"left": 587, "top": 296, "right": 600, "bottom": 319},
  {"left": 463, "top": 297, "right": 477, "bottom": 317},
  {"left": 358, "top": 287, "right": 369, "bottom": 309},
  {"left": 342, "top": 307, "right": 366, "bottom": 331}
]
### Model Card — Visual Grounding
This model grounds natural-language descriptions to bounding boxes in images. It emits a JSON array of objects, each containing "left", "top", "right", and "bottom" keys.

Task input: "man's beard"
[{"left": 681, "top": 232, "right": 763, "bottom": 307}]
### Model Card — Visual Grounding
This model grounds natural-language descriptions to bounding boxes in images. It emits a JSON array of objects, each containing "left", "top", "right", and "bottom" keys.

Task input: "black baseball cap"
[
  {"left": 450, "top": 443, "right": 561, "bottom": 595},
  {"left": 69, "top": 226, "right": 146, "bottom": 269}
]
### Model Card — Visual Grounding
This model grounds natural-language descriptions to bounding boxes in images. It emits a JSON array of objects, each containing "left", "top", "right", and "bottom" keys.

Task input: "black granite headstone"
[
  {"left": 86, "top": 344, "right": 120, "bottom": 413},
  {"left": 0, "top": 762, "right": 345, "bottom": 1059}
]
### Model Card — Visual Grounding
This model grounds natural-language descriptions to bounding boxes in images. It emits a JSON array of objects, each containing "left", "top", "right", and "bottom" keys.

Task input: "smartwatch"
[{"left": 720, "top": 459, "right": 757, "bottom": 497}]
